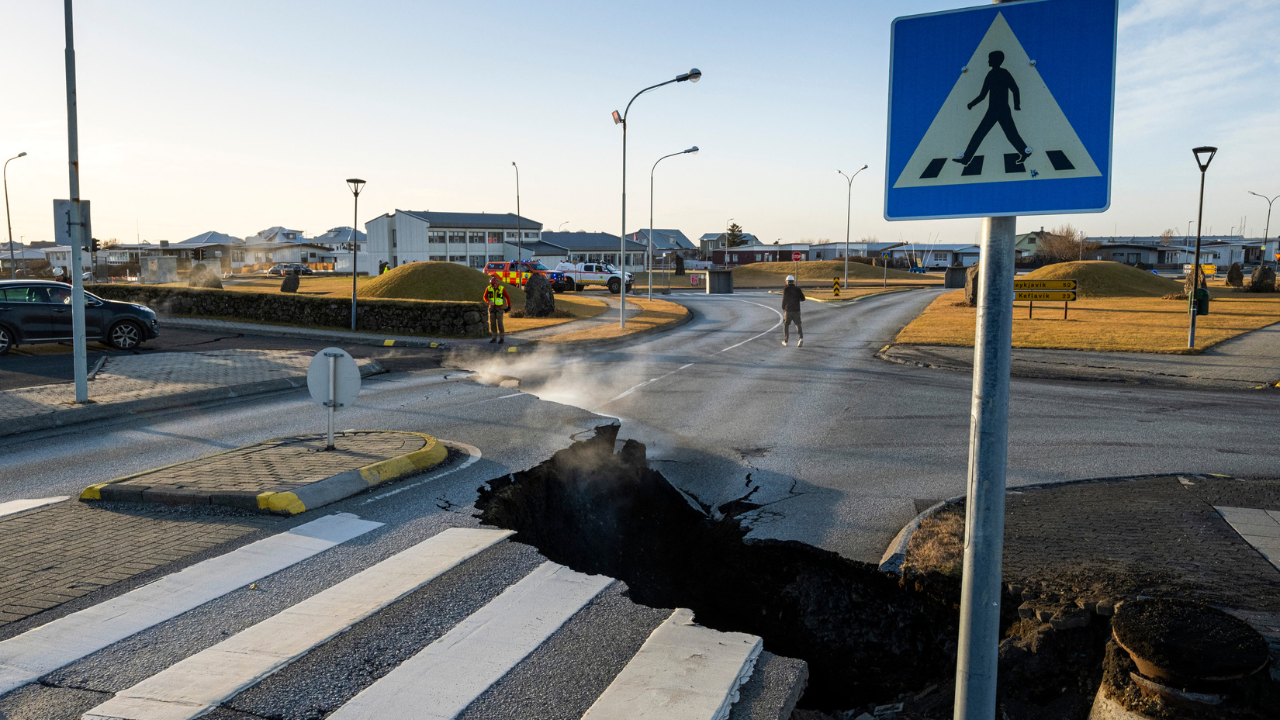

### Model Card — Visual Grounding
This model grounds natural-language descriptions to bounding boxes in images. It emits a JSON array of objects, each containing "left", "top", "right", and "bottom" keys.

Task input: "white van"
[{"left": 554, "top": 262, "right": 634, "bottom": 294}]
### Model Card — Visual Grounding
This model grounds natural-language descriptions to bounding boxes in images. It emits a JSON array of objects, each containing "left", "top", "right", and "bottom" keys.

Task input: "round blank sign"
[{"left": 307, "top": 347, "right": 361, "bottom": 410}]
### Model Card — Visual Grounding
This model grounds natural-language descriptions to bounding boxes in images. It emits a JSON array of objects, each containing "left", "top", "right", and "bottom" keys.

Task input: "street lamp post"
[
  {"left": 836, "top": 165, "right": 868, "bottom": 289},
  {"left": 1247, "top": 191, "right": 1278, "bottom": 265},
  {"left": 512, "top": 162, "right": 522, "bottom": 262},
  {"left": 558, "top": 221, "right": 569, "bottom": 232},
  {"left": 613, "top": 67, "right": 701, "bottom": 329},
  {"left": 650, "top": 146, "right": 698, "bottom": 300},
  {"left": 346, "top": 178, "right": 365, "bottom": 331},
  {"left": 1188, "top": 146, "right": 1217, "bottom": 349},
  {"left": 4, "top": 152, "right": 27, "bottom": 279}
]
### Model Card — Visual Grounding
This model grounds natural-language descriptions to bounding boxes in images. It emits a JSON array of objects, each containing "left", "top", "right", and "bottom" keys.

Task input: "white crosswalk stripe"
[
  {"left": 326, "top": 561, "right": 613, "bottom": 720},
  {"left": 0, "top": 513, "right": 381, "bottom": 697},
  {"left": 582, "top": 608, "right": 762, "bottom": 720},
  {"left": 81, "top": 527, "right": 512, "bottom": 720}
]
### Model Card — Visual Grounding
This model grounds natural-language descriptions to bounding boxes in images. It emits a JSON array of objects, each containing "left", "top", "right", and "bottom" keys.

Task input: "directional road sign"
[
  {"left": 885, "top": 0, "right": 1118, "bottom": 220},
  {"left": 1015, "top": 291, "right": 1075, "bottom": 301},
  {"left": 1014, "top": 279, "right": 1076, "bottom": 290}
]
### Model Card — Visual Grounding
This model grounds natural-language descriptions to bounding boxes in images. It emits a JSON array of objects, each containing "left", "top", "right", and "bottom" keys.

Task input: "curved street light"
[
  {"left": 346, "top": 178, "right": 365, "bottom": 331},
  {"left": 612, "top": 68, "right": 701, "bottom": 328},
  {"left": 1188, "top": 146, "right": 1217, "bottom": 348},
  {"left": 5, "top": 152, "right": 28, "bottom": 279},
  {"left": 837, "top": 165, "right": 869, "bottom": 289},
  {"left": 512, "top": 162, "right": 522, "bottom": 262},
  {"left": 558, "top": 221, "right": 570, "bottom": 232},
  {"left": 1247, "top": 191, "right": 1278, "bottom": 265},
  {"left": 649, "top": 146, "right": 698, "bottom": 300}
]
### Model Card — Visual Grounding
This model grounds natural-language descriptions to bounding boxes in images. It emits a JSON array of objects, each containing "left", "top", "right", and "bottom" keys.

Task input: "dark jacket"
[{"left": 781, "top": 284, "right": 806, "bottom": 312}]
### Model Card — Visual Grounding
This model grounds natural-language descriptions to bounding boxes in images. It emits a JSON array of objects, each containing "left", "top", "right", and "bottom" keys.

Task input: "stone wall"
[{"left": 87, "top": 285, "right": 487, "bottom": 337}]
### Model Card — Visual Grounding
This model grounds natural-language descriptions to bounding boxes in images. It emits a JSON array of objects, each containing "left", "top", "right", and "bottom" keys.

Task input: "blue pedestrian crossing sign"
[{"left": 884, "top": 0, "right": 1117, "bottom": 221}]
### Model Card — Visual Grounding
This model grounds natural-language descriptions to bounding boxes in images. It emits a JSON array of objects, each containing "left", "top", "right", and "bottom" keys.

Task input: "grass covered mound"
[
  {"left": 733, "top": 260, "right": 923, "bottom": 284},
  {"left": 1024, "top": 261, "right": 1181, "bottom": 299},
  {"left": 356, "top": 261, "right": 526, "bottom": 304}
]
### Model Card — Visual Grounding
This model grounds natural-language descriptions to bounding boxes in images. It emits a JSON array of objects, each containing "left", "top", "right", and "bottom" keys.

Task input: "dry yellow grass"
[
  {"left": 504, "top": 294, "right": 608, "bottom": 332},
  {"left": 896, "top": 289, "right": 1280, "bottom": 353},
  {"left": 904, "top": 506, "right": 965, "bottom": 578},
  {"left": 161, "top": 275, "right": 370, "bottom": 297},
  {"left": 542, "top": 298, "right": 689, "bottom": 344}
]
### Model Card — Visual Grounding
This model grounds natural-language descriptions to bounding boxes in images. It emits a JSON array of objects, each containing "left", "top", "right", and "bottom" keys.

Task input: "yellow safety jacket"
[{"left": 484, "top": 286, "right": 508, "bottom": 307}]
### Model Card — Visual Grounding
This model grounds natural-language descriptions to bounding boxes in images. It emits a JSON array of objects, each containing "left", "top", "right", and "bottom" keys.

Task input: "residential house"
[
  {"left": 365, "top": 211, "right": 541, "bottom": 270},
  {"left": 809, "top": 240, "right": 905, "bottom": 260},
  {"left": 698, "top": 232, "right": 762, "bottom": 258},
  {"left": 309, "top": 226, "right": 366, "bottom": 252},
  {"left": 625, "top": 229, "right": 698, "bottom": 261},
  {"left": 713, "top": 243, "right": 810, "bottom": 267},
  {"left": 41, "top": 245, "right": 93, "bottom": 271},
  {"left": 0, "top": 242, "right": 48, "bottom": 276},
  {"left": 898, "top": 243, "right": 981, "bottom": 269},
  {"left": 1014, "top": 227, "right": 1053, "bottom": 258}
]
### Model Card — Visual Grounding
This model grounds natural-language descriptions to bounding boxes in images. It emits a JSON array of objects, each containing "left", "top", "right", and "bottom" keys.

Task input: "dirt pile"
[
  {"left": 358, "top": 262, "right": 527, "bottom": 304},
  {"left": 1025, "top": 261, "right": 1182, "bottom": 299}
]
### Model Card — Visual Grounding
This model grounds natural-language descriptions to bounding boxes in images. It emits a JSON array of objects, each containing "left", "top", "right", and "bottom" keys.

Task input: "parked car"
[
  {"left": 484, "top": 260, "right": 569, "bottom": 292},
  {"left": 267, "top": 263, "right": 314, "bottom": 276},
  {"left": 554, "top": 262, "right": 634, "bottom": 294},
  {"left": 0, "top": 280, "right": 159, "bottom": 355}
]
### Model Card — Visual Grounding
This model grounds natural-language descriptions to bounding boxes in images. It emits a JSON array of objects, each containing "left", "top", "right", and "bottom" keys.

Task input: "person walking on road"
[
  {"left": 781, "top": 275, "right": 805, "bottom": 347},
  {"left": 483, "top": 275, "right": 511, "bottom": 344}
]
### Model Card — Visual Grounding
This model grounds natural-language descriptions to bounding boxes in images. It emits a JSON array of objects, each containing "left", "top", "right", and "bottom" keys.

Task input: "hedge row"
[{"left": 87, "top": 285, "right": 488, "bottom": 338}]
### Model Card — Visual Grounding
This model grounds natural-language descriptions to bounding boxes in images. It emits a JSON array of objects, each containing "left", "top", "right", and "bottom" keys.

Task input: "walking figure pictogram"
[{"left": 954, "top": 50, "right": 1031, "bottom": 167}]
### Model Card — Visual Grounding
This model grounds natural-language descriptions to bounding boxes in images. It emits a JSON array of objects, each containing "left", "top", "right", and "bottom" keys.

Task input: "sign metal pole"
[
  {"left": 326, "top": 352, "right": 337, "bottom": 451},
  {"left": 63, "top": 0, "right": 88, "bottom": 403}
]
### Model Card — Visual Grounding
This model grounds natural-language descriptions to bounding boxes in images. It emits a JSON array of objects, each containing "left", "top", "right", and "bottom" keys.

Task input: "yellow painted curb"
[
  {"left": 257, "top": 491, "right": 306, "bottom": 515},
  {"left": 359, "top": 432, "right": 449, "bottom": 487},
  {"left": 81, "top": 484, "right": 107, "bottom": 500}
]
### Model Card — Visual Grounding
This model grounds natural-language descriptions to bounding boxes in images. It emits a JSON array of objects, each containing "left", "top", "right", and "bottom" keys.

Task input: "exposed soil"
[
  {"left": 474, "top": 428, "right": 1116, "bottom": 717},
  {"left": 1111, "top": 599, "right": 1270, "bottom": 681}
]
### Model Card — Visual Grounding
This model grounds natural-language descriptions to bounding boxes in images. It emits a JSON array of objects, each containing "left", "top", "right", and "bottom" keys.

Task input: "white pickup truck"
[{"left": 554, "top": 262, "right": 634, "bottom": 294}]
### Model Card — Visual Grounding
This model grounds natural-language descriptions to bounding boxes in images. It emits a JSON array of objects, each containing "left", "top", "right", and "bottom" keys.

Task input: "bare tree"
[
  {"left": 1036, "top": 224, "right": 1100, "bottom": 263},
  {"left": 1159, "top": 229, "right": 1175, "bottom": 247}
]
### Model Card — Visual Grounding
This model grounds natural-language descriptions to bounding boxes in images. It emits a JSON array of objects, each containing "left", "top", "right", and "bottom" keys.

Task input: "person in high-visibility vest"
[{"left": 483, "top": 275, "right": 511, "bottom": 344}]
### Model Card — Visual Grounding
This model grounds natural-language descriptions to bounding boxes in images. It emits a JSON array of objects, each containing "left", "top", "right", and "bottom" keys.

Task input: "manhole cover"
[{"left": 1112, "top": 598, "right": 1269, "bottom": 684}]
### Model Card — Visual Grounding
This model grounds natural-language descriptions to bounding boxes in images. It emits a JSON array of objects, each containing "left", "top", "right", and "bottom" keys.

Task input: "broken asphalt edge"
[
  {"left": 2, "top": 360, "right": 386, "bottom": 439},
  {"left": 876, "top": 472, "right": 1226, "bottom": 577},
  {"left": 80, "top": 430, "right": 448, "bottom": 515}
]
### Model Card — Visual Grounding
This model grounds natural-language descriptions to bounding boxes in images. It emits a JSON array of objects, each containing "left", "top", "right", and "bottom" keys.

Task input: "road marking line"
[
  {"left": 0, "top": 496, "right": 68, "bottom": 519},
  {"left": 82, "top": 527, "right": 513, "bottom": 720},
  {"left": 327, "top": 562, "right": 612, "bottom": 720},
  {"left": 719, "top": 300, "right": 783, "bottom": 353},
  {"left": 0, "top": 512, "right": 381, "bottom": 698},
  {"left": 582, "top": 608, "right": 762, "bottom": 720},
  {"left": 362, "top": 441, "right": 481, "bottom": 504}
]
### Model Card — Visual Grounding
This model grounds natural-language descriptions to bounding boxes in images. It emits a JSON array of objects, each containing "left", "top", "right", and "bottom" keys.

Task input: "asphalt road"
[
  {"left": 480, "top": 288, "right": 1280, "bottom": 563},
  {"left": 0, "top": 328, "right": 444, "bottom": 391}
]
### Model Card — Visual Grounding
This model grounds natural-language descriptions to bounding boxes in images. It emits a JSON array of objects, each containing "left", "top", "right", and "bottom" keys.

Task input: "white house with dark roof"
[
  {"left": 364, "top": 211, "right": 542, "bottom": 270},
  {"left": 625, "top": 229, "right": 698, "bottom": 259}
]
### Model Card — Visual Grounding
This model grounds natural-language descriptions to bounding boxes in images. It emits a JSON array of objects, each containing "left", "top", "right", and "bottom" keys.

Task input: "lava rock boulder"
[
  {"left": 280, "top": 270, "right": 301, "bottom": 294},
  {"left": 1248, "top": 265, "right": 1276, "bottom": 293},
  {"left": 964, "top": 265, "right": 980, "bottom": 307},
  {"left": 1227, "top": 262, "right": 1244, "bottom": 288},
  {"left": 523, "top": 273, "right": 556, "bottom": 317}
]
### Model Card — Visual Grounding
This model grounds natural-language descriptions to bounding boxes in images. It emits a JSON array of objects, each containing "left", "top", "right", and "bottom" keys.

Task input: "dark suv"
[{"left": 0, "top": 281, "right": 159, "bottom": 355}]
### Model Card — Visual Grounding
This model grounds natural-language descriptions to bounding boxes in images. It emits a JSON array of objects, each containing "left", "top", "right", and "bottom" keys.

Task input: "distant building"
[
  {"left": 309, "top": 226, "right": 366, "bottom": 252},
  {"left": 540, "top": 231, "right": 646, "bottom": 271},
  {"left": 809, "top": 240, "right": 904, "bottom": 260},
  {"left": 365, "top": 211, "right": 541, "bottom": 270},
  {"left": 713, "top": 243, "right": 811, "bottom": 268},
  {"left": 1014, "top": 227, "right": 1053, "bottom": 258},
  {"left": 698, "top": 232, "right": 762, "bottom": 257},
  {"left": 625, "top": 229, "right": 698, "bottom": 259}
]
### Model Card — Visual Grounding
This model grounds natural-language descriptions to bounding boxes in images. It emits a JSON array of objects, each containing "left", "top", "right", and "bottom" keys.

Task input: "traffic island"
[{"left": 80, "top": 430, "right": 448, "bottom": 515}]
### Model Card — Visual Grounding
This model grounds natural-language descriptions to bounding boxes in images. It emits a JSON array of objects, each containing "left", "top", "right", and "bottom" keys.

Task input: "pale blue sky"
[{"left": 1, "top": 0, "right": 1277, "bottom": 247}]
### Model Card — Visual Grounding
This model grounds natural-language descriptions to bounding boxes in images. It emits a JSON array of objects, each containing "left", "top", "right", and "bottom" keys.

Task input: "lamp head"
[
  {"left": 612, "top": 110, "right": 622, "bottom": 125},
  {"left": 676, "top": 68, "right": 702, "bottom": 83},
  {"left": 861, "top": 164, "right": 868, "bottom": 170},
  {"left": 346, "top": 178, "right": 366, "bottom": 195},
  {"left": 1192, "top": 146, "right": 1218, "bottom": 172},
  {"left": 17, "top": 152, "right": 27, "bottom": 158},
  {"left": 685, "top": 146, "right": 699, "bottom": 155}
]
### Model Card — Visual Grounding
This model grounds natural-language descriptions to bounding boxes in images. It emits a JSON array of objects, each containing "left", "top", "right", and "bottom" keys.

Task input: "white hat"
[{"left": 786, "top": 275, "right": 795, "bottom": 283}]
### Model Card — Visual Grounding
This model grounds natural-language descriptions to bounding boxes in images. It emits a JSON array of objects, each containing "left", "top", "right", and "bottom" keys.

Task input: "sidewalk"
[
  {"left": 0, "top": 349, "right": 383, "bottom": 437},
  {"left": 879, "top": 322, "right": 1280, "bottom": 389},
  {"left": 82, "top": 430, "right": 447, "bottom": 514},
  {"left": 888, "top": 473, "right": 1280, "bottom": 718}
]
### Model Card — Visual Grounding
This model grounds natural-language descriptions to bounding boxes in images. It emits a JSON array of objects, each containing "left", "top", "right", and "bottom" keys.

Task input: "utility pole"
[
  {"left": 952, "top": 2, "right": 1024, "bottom": 717},
  {"left": 837, "top": 166, "right": 868, "bottom": 289},
  {"left": 63, "top": 0, "right": 89, "bottom": 403}
]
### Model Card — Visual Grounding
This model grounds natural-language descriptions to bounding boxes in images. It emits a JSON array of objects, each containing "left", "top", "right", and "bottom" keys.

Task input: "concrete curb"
[
  {"left": 82, "top": 430, "right": 449, "bottom": 516},
  {"left": 160, "top": 316, "right": 451, "bottom": 348},
  {"left": 3, "top": 361, "right": 385, "bottom": 439}
]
